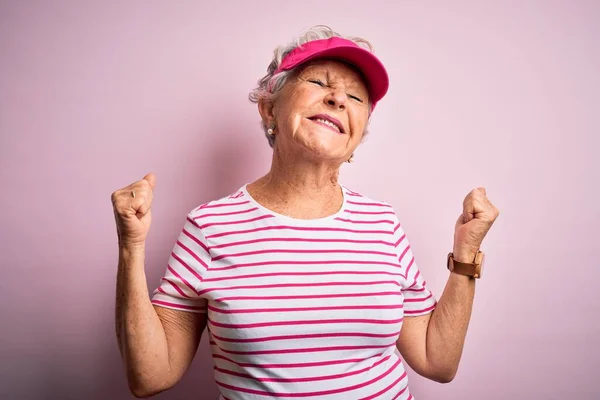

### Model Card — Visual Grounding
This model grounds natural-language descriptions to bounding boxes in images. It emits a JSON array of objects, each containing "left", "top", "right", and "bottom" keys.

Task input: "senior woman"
[{"left": 112, "top": 26, "right": 499, "bottom": 399}]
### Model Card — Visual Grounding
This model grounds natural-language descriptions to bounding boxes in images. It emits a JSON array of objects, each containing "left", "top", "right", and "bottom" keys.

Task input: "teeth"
[{"left": 315, "top": 118, "right": 340, "bottom": 132}]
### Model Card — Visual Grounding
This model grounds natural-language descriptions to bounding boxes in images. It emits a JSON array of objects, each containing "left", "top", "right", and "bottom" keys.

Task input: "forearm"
[
  {"left": 425, "top": 252, "right": 476, "bottom": 381},
  {"left": 115, "top": 246, "right": 172, "bottom": 396}
]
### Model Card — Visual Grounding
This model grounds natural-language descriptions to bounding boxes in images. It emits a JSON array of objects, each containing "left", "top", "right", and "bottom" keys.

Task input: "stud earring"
[
  {"left": 267, "top": 125, "right": 275, "bottom": 135},
  {"left": 347, "top": 154, "right": 354, "bottom": 163}
]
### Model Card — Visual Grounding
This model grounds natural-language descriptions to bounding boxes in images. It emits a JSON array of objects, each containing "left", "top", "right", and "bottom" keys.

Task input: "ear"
[{"left": 258, "top": 97, "right": 276, "bottom": 127}]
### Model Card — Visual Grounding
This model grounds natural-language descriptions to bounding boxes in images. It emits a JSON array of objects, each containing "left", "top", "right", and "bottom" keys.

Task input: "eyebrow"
[{"left": 304, "top": 66, "right": 368, "bottom": 96}]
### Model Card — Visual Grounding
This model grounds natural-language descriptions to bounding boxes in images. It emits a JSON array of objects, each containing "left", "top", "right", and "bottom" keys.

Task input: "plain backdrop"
[{"left": 1, "top": 1, "right": 598, "bottom": 399}]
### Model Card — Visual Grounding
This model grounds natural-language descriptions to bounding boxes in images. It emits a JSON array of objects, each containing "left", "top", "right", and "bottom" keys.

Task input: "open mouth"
[{"left": 308, "top": 114, "right": 345, "bottom": 134}]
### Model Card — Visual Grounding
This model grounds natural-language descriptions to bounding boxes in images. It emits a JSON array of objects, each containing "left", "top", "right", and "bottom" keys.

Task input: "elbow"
[
  {"left": 431, "top": 371, "right": 456, "bottom": 384},
  {"left": 129, "top": 382, "right": 167, "bottom": 399},
  {"left": 406, "top": 357, "right": 458, "bottom": 384},
  {"left": 128, "top": 382, "right": 160, "bottom": 398},
  {"left": 421, "top": 360, "right": 458, "bottom": 384},
  {"left": 127, "top": 372, "right": 172, "bottom": 398},
  {"left": 130, "top": 389, "right": 154, "bottom": 399},
  {"left": 427, "top": 365, "right": 458, "bottom": 384}
]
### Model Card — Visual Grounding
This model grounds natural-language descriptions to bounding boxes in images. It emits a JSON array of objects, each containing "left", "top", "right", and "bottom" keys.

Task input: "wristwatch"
[{"left": 447, "top": 250, "right": 485, "bottom": 279}]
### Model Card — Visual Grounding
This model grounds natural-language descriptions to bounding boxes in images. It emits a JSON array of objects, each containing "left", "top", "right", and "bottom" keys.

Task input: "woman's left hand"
[{"left": 453, "top": 187, "right": 500, "bottom": 262}]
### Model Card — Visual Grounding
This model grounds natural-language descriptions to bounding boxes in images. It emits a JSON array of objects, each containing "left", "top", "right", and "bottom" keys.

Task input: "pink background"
[{"left": 1, "top": 1, "right": 598, "bottom": 399}]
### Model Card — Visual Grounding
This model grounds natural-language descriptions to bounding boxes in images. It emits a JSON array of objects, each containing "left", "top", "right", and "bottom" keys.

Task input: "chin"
[
  {"left": 290, "top": 125, "right": 349, "bottom": 160},
  {"left": 302, "top": 144, "right": 346, "bottom": 162}
]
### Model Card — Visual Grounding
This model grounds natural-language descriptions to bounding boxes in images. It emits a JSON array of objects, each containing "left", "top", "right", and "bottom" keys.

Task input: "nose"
[{"left": 324, "top": 88, "right": 346, "bottom": 110}]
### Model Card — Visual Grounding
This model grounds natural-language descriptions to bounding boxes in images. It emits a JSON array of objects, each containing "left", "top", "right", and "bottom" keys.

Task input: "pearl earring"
[
  {"left": 267, "top": 126, "right": 275, "bottom": 135},
  {"left": 347, "top": 154, "right": 354, "bottom": 163}
]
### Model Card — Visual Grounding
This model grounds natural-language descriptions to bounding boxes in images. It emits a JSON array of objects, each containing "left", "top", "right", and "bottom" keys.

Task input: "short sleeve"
[
  {"left": 391, "top": 210, "right": 437, "bottom": 316},
  {"left": 151, "top": 211, "right": 210, "bottom": 313}
]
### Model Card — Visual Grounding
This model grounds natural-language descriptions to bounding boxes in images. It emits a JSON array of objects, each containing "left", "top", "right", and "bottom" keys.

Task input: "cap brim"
[{"left": 284, "top": 44, "right": 389, "bottom": 106}]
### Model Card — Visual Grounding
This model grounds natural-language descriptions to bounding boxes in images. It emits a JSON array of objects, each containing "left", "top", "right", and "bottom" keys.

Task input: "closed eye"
[
  {"left": 348, "top": 93, "right": 364, "bottom": 103},
  {"left": 308, "top": 79, "right": 326, "bottom": 87}
]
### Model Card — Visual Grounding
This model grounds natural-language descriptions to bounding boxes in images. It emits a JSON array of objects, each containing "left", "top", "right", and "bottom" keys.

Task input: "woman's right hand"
[{"left": 111, "top": 173, "right": 156, "bottom": 250}]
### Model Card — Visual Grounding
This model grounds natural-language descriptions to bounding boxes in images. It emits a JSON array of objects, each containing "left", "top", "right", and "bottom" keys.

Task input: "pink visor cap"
[{"left": 274, "top": 37, "right": 390, "bottom": 110}]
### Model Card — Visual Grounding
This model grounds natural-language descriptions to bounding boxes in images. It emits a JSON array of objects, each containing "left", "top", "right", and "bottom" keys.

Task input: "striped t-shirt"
[{"left": 151, "top": 184, "right": 437, "bottom": 400}]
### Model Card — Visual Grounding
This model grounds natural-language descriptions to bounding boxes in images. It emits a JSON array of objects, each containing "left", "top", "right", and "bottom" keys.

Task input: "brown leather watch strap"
[
  {"left": 451, "top": 259, "right": 478, "bottom": 278},
  {"left": 447, "top": 251, "right": 483, "bottom": 279}
]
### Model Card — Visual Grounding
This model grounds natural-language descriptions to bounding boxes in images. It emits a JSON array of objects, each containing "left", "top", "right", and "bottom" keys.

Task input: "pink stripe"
[
  {"left": 161, "top": 278, "right": 191, "bottom": 298},
  {"left": 404, "top": 285, "right": 425, "bottom": 292},
  {"left": 404, "top": 303, "right": 436, "bottom": 315},
  {"left": 200, "top": 200, "right": 250, "bottom": 209},
  {"left": 210, "top": 259, "right": 401, "bottom": 272},
  {"left": 204, "top": 270, "right": 406, "bottom": 283},
  {"left": 397, "top": 244, "right": 410, "bottom": 263},
  {"left": 206, "top": 224, "right": 393, "bottom": 239},
  {"left": 177, "top": 240, "right": 209, "bottom": 270},
  {"left": 408, "top": 269, "right": 420, "bottom": 286},
  {"left": 170, "top": 251, "right": 204, "bottom": 282},
  {"left": 394, "top": 234, "right": 406, "bottom": 247},
  {"left": 393, "top": 222, "right": 401, "bottom": 233},
  {"left": 346, "top": 192, "right": 363, "bottom": 197},
  {"left": 214, "top": 358, "right": 401, "bottom": 397},
  {"left": 167, "top": 265, "right": 197, "bottom": 294},
  {"left": 360, "top": 370, "right": 408, "bottom": 400},
  {"left": 182, "top": 228, "right": 210, "bottom": 254},
  {"left": 335, "top": 217, "right": 394, "bottom": 224},
  {"left": 211, "top": 340, "right": 395, "bottom": 355},
  {"left": 347, "top": 200, "right": 393, "bottom": 208},
  {"left": 208, "top": 317, "right": 403, "bottom": 329},
  {"left": 403, "top": 293, "right": 433, "bottom": 303},
  {"left": 345, "top": 209, "right": 395, "bottom": 215},
  {"left": 211, "top": 237, "right": 395, "bottom": 249},
  {"left": 212, "top": 248, "right": 397, "bottom": 261},
  {"left": 199, "top": 280, "right": 401, "bottom": 295},
  {"left": 186, "top": 216, "right": 202, "bottom": 229},
  {"left": 210, "top": 330, "right": 401, "bottom": 343},
  {"left": 213, "top": 354, "right": 391, "bottom": 383},
  {"left": 207, "top": 303, "right": 403, "bottom": 314},
  {"left": 404, "top": 258, "right": 415, "bottom": 280},
  {"left": 406, "top": 394, "right": 413, "bottom": 400},
  {"left": 228, "top": 191, "right": 244, "bottom": 199},
  {"left": 345, "top": 188, "right": 362, "bottom": 196},
  {"left": 212, "top": 352, "right": 383, "bottom": 369},
  {"left": 200, "top": 214, "right": 274, "bottom": 229},
  {"left": 216, "top": 291, "right": 403, "bottom": 302},
  {"left": 193, "top": 207, "right": 258, "bottom": 220},
  {"left": 408, "top": 279, "right": 427, "bottom": 290},
  {"left": 152, "top": 299, "right": 205, "bottom": 311}
]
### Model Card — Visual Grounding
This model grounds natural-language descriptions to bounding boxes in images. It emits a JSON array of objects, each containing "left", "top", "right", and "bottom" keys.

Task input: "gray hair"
[{"left": 249, "top": 25, "right": 374, "bottom": 148}]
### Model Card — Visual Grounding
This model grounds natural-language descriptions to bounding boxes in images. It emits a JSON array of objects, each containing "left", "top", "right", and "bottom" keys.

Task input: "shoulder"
[
  {"left": 342, "top": 185, "right": 396, "bottom": 212},
  {"left": 187, "top": 187, "right": 249, "bottom": 219},
  {"left": 341, "top": 185, "right": 403, "bottom": 229}
]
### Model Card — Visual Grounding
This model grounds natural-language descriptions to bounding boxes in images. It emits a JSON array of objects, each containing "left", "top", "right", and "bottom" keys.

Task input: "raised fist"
[
  {"left": 453, "top": 187, "right": 500, "bottom": 260},
  {"left": 111, "top": 173, "right": 156, "bottom": 249}
]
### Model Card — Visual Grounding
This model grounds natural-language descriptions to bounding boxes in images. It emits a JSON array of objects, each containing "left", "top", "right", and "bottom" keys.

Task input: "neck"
[{"left": 248, "top": 149, "right": 344, "bottom": 219}]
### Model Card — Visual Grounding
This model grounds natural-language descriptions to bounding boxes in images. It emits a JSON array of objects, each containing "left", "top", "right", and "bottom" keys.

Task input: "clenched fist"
[
  {"left": 453, "top": 187, "right": 500, "bottom": 262},
  {"left": 111, "top": 173, "right": 156, "bottom": 249}
]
